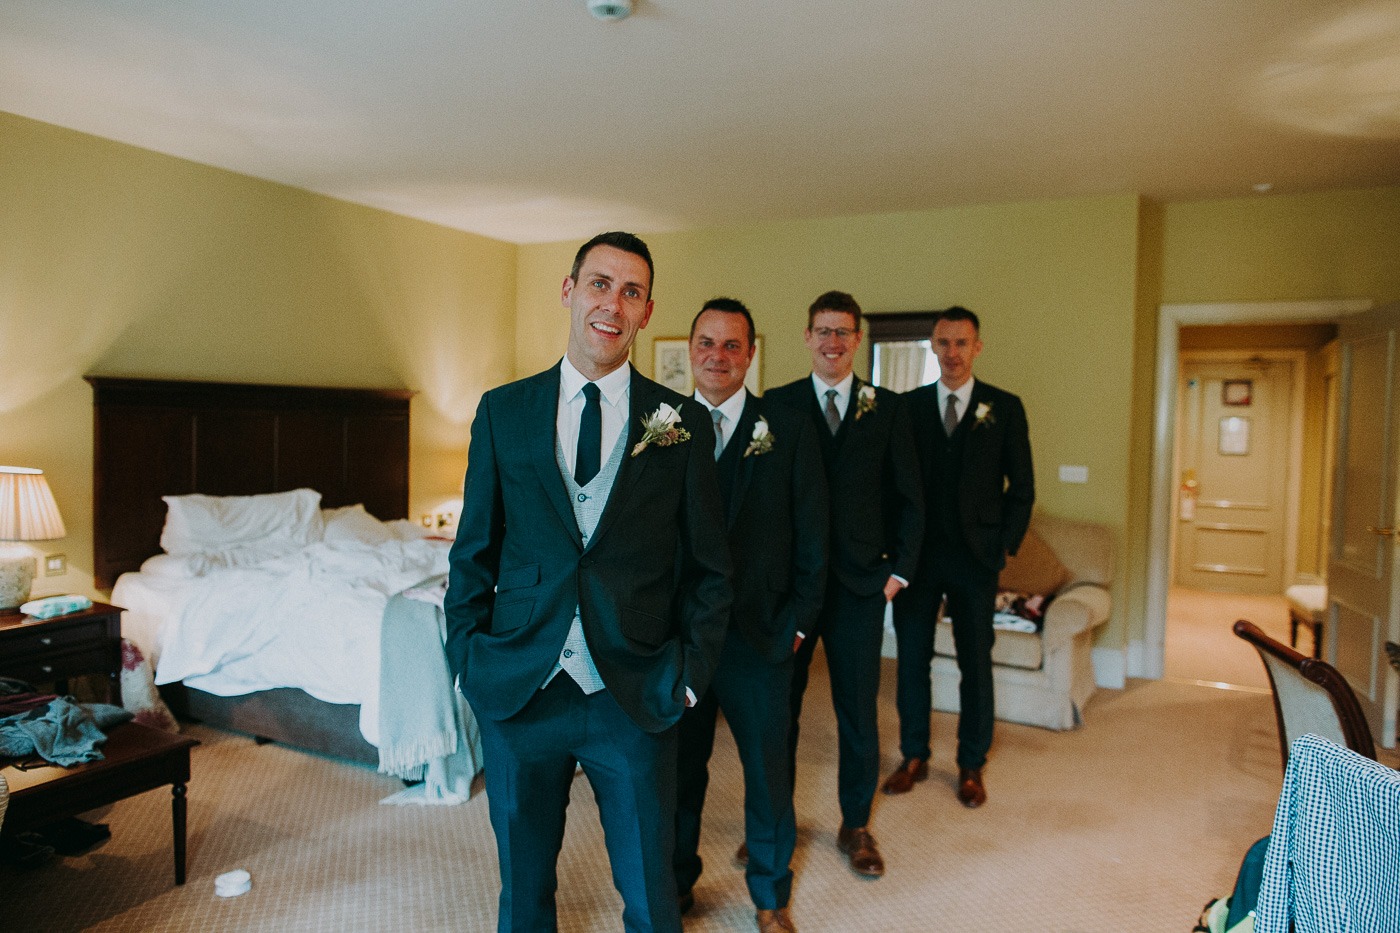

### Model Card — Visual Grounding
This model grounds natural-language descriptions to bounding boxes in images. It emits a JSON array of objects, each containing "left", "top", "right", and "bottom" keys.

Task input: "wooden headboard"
[{"left": 87, "top": 377, "right": 413, "bottom": 590}]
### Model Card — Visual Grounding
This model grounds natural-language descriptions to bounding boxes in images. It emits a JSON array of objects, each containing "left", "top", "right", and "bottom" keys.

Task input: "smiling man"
[
  {"left": 673, "top": 299, "right": 827, "bottom": 933},
  {"left": 765, "top": 290, "right": 922, "bottom": 879},
  {"left": 445, "top": 232, "right": 733, "bottom": 933}
]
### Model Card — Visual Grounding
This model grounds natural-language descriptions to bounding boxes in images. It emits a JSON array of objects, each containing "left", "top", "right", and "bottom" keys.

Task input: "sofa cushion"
[
  {"left": 934, "top": 619, "right": 1043, "bottom": 670},
  {"left": 998, "top": 529, "right": 1070, "bottom": 596}
]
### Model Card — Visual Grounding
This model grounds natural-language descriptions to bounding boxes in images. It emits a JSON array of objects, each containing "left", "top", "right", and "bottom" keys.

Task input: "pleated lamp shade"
[
  {"left": 0, "top": 467, "right": 66, "bottom": 541},
  {"left": 0, "top": 466, "right": 66, "bottom": 610}
]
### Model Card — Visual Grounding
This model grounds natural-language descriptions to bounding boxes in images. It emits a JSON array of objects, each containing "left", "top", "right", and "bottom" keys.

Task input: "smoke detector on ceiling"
[{"left": 587, "top": 0, "right": 633, "bottom": 21}]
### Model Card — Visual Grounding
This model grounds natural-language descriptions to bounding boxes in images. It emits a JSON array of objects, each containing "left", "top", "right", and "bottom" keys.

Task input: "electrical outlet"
[
  {"left": 420, "top": 513, "right": 434, "bottom": 528},
  {"left": 44, "top": 553, "right": 67, "bottom": 576},
  {"left": 436, "top": 511, "right": 456, "bottom": 529}
]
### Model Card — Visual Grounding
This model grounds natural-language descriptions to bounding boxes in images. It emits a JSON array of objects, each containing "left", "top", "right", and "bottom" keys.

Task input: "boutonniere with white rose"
[
  {"left": 744, "top": 417, "right": 775, "bottom": 457},
  {"left": 973, "top": 401, "right": 995, "bottom": 429},
  {"left": 854, "top": 384, "right": 877, "bottom": 420},
  {"left": 631, "top": 402, "right": 692, "bottom": 457}
]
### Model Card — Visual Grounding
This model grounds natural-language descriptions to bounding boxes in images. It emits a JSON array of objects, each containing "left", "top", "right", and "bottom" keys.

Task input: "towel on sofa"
[
  {"left": 376, "top": 575, "right": 482, "bottom": 805},
  {"left": 0, "top": 697, "right": 133, "bottom": 766}
]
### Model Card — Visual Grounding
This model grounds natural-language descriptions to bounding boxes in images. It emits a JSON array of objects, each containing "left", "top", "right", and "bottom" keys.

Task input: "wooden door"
[
  {"left": 1175, "top": 357, "right": 1296, "bottom": 594},
  {"left": 1327, "top": 302, "right": 1400, "bottom": 748}
]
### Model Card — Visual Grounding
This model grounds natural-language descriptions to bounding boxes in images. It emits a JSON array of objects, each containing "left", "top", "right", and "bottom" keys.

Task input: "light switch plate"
[
  {"left": 44, "top": 553, "right": 67, "bottom": 576},
  {"left": 1058, "top": 465, "right": 1089, "bottom": 484}
]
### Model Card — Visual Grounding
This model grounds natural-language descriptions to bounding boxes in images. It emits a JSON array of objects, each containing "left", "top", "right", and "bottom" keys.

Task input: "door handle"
[{"left": 1366, "top": 525, "right": 1398, "bottom": 538}]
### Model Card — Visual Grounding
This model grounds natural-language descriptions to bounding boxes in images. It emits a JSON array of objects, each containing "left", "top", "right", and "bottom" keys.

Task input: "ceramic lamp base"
[{"left": 0, "top": 551, "right": 36, "bottom": 610}]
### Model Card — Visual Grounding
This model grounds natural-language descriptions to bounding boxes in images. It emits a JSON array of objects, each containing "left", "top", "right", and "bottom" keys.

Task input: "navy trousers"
[
  {"left": 477, "top": 675, "right": 682, "bottom": 933},
  {"left": 893, "top": 549, "right": 999, "bottom": 770},
  {"left": 674, "top": 632, "right": 796, "bottom": 910},
  {"left": 788, "top": 578, "right": 886, "bottom": 829}
]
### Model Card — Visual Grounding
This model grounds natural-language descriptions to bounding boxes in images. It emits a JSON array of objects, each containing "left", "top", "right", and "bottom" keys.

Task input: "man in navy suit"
[
  {"left": 765, "top": 291, "right": 923, "bottom": 878},
  {"left": 884, "top": 306, "right": 1034, "bottom": 808},
  {"left": 672, "top": 299, "right": 827, "bottom": 933},
  {"left": 445, "top": 232, "right": 733, "bottom": 933}
]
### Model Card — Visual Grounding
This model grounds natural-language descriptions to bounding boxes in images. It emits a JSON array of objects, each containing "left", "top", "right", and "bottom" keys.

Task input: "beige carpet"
[
  {"left": 1166, "top": 586, "right": 1293, "bottom": 689},
  {"left": 0, "top": 654, "right": 1326, "bottom": 932}
]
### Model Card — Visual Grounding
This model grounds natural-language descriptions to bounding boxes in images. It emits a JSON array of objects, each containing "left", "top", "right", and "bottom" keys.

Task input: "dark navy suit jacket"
[
  {"left": 719, "top": 393, "right": 828, "bottom": 664},
  {"left": 444, "top": 363, "right": 733, "bottom": 734}
]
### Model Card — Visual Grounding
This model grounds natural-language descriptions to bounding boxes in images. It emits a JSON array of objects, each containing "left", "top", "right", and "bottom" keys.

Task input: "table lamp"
[{"left": 0, "top": 466, "right": 67, "bottom": 610}]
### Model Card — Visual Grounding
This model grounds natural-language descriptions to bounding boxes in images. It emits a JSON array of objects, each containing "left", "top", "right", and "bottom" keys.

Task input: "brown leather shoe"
[
  {"left": 757, "top": 906, "right": 798, "bottom": 932},
  {"left": 735, "top": 841, "right": 749, "bottom": 866},
  {"left": 880, "top": 757, "right": 929, "bottom": 795},
  {"left": 956, "top": 767, "right": 987, "bottom": 808},
  {"left": 836, "top": 825, "right": 884, "bottom": 877}
]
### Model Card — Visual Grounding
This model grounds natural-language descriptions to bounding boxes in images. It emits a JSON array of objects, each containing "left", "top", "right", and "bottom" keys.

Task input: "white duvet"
[{"left": 112, "top": 536, "right": 451, "bottom": 747}]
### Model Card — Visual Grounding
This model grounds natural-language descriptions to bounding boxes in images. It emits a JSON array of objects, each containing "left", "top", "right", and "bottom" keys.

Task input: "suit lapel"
[
  {"left": 726, "top": 394, "right": 761, "bottom": 530},
  {"left": 586, "top": 365, "right": 652, "bottom": 551},
  {"left": 530, "top": 365, "right": 583, "bottom": 547}
]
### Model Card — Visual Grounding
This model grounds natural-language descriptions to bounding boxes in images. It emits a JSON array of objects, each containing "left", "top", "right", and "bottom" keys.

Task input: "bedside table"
[{"left": 0, "top": 601, "right": 124, "bottom": 704}]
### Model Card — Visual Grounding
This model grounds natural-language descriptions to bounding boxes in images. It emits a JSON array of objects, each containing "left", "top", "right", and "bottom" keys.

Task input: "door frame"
[
  {"left": 1140, "top": 300, "right": 1372, "bottom": 679},
  {"left": 1173, "top": 349, "right": 1307, "bottom": 594}
]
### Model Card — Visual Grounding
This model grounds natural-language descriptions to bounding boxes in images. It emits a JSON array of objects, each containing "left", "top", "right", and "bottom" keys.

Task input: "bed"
[{"left": 89, "top": 377, "right": 479, "bottom": 801}]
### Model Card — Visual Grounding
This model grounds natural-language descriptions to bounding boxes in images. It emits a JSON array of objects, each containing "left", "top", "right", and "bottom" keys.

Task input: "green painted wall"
[{"left": 0, "top": 111, "right": 516, "bottom": 597}]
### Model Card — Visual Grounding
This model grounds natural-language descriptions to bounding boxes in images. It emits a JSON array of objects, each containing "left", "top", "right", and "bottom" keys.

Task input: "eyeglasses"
[{"left": 811, "top": 327, "right": 856, "bottom": 340}]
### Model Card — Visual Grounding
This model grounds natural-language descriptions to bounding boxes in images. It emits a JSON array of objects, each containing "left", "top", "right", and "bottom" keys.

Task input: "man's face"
[
  {"left": 562, "top": 245, "right": 654, "bottom": 380},
  {"left": 689, "top": 310, "right": 754, "bottom": 406},
  {"left": 804, "top": 310, "right": 862, "bottom": 384},
  {"left": 932, "top": 317, "right": 982, "bottom": 390}
]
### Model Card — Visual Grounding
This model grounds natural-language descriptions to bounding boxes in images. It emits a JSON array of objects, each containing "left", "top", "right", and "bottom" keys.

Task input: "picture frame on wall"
[
  {"left": 651, "top": 336, "right": 764, "bottom": 395},
  {"left": 652, "top": 338, "right": 691, "bottom": 393}
]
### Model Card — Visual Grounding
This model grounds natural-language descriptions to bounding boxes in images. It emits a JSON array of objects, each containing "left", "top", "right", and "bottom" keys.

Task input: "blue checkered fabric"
[
  {"left": 542, "top": 426, "right": 628, "bottom": 695},
  {"left": 1255, "top": 733, "right": 1400, "bottom": 932}
]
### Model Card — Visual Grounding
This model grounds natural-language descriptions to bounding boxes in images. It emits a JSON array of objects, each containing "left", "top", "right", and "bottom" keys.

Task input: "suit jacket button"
[{"left": 577, "top": 493, "right": 588, "bottom": 502}]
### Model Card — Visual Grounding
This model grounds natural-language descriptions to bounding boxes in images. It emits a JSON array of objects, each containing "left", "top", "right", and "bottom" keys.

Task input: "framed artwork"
[
  {"left": 650, "top": 336, "right": 764, "bottom": 395},
  {"left": 1222, "top": 379, "right": 1252, "bottom": 406},
  {"left": 652, "top": 338, "right": 691, "bottom": 393}
]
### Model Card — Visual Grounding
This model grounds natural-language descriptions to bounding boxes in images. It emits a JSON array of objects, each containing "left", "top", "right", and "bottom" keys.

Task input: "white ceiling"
[{"left": 3, "top": 0, "right": 1399, "bottom": 244}]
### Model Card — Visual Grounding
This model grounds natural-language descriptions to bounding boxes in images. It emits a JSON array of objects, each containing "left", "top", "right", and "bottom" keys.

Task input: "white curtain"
[{"left": 876, "top": 341, "right": 936, "bottom": 393}]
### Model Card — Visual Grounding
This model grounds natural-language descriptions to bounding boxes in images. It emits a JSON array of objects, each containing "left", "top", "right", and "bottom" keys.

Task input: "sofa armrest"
[{"left": 1040, "top": 584, "right": 1111, "bottom": 654}]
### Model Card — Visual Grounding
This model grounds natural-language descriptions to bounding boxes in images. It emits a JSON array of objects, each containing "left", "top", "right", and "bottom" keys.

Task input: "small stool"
[{"left": 1285, "top": 584, "right": 1327, "bottom": 660}]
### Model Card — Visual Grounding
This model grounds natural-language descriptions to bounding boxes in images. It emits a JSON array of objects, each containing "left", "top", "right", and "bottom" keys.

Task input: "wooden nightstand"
[{"left": 0, "top": 601, "right": 123, "bottom": 704}]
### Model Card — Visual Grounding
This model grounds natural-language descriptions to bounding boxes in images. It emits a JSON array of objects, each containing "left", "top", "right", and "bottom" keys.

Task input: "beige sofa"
[{"left": 885, "top": 513, "right": 1116, "bottom": 731}]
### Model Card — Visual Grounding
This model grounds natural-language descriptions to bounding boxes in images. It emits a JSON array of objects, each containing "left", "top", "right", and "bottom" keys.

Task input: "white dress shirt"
[
  {"left": 936, "top": 377, "right": 976, "bottom": 429},
  {"left": 810, "top": 371, "right": 855, "bottom": 420},
  {"left": 558, "top": 356, "right": 630, "bottom": 476},
  {"left": 693, "top": 387, "right": 748, "bottom": 456}
]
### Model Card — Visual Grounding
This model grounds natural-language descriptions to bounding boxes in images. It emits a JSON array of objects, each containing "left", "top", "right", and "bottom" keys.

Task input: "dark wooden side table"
[
  {"left": 0, "top": 602, "right": 124, "bottom": 704},
  {"left": 2, "top": 721, "right": 199, "bottom": 884}
]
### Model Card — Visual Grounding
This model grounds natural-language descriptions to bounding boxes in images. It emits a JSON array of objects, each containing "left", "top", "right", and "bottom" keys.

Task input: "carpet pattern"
[{"left": 1, "top": 654, "right": 1323, "bottom": 932}]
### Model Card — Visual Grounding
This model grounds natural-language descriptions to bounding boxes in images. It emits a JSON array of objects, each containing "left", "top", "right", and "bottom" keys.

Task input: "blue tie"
[{"left": 575, "top": 382, "right": 602, "bottom": 486}]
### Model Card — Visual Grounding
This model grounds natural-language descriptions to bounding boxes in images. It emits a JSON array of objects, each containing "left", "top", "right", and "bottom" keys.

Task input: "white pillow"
[
  {"left": 323, "top": 503, "right": 393, "bottom": 547},
  {"left": 160, "top": 488, "right": 324, "bottom": 555}
]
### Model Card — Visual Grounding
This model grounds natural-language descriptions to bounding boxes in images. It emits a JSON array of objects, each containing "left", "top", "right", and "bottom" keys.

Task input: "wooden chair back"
[{"left": 1233, "top": 619, "right": 1376, "bottom": 771}]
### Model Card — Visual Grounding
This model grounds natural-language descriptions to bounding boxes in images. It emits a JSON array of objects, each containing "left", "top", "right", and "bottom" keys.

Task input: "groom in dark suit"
[
  {"left": 884, "top": 306, "right": 1034, "bottom": 808},
  {"left": 445, "top": 232, "right": 733, "bottom": 933},
  {"left": 766, "top": 291, "right": 922, "bottom": 878},
  {"left": 672, "top": 299, "right": 827, "bottom": 933}
]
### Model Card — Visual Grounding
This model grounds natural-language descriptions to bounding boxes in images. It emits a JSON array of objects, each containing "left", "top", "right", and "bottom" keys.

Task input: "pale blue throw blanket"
[
  {"left": 376, "top": 575, "right": 483, "bottom": 805},
  {"left": 0, "top": 698, "right": 132, "bottom": 766}
]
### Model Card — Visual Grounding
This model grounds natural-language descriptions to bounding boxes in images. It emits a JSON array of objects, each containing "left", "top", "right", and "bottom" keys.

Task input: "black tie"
[
  {"left": 576, "top": 382, "right": 601, "bottom": 486},
  {"left": 944, "top": 393, "right": 960, "bottom": 436}
]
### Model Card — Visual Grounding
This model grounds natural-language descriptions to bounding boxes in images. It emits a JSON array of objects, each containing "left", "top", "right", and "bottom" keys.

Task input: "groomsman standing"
[
  {"left": 766, "top": 291, "right": 922, "bottom": 878},
  {"left": 673, "top": 298, "right": 828, "bottom": 933},
  {"left": 885, "top": 306, "right": 1034, "bottom": 808},
  {"left": 446, "top": 232, "right": 732, "bottom": 933}
]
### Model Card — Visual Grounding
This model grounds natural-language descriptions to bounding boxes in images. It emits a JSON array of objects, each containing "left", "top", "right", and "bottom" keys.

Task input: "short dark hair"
[
  {"left": 570, "top": 231, "right": 654, "bottom": 296},
  {"left": 935, "top": 305, "right": 980, "bottom": 333},
  {"left": 690, "top": 297, "right": 756, "bottom": 347},
  {"left": 807, "top": 290, "right": 862, "bottom": 331}
]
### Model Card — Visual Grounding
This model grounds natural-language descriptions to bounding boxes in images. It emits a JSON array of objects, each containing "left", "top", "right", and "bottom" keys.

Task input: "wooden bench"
[{"left": 1, "top": 721, "right": 199, "bottom": 884}]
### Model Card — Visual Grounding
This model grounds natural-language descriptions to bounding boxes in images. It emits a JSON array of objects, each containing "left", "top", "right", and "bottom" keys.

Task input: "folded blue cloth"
[{"left": 0, "top": 697, "right": 133, "bottom": 766}]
